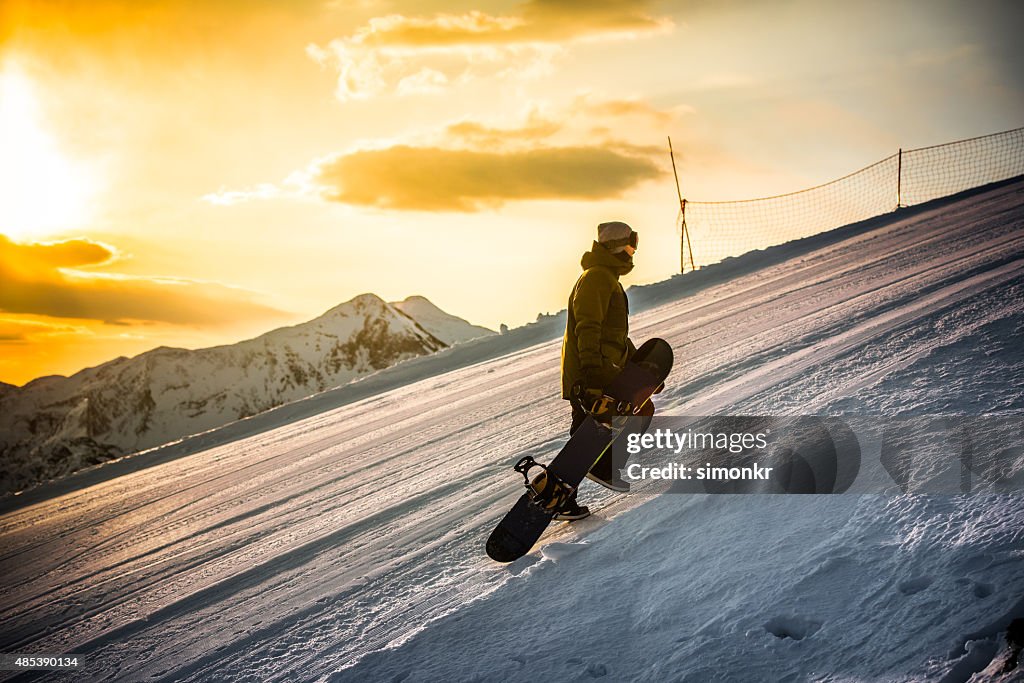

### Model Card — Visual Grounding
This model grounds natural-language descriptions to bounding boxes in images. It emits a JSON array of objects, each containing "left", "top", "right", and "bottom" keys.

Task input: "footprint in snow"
[
  {"left": 764, "top": 615, "right": 822, "bottom": 641},
  {"left": 898, "top": 575, "right": 934, "bottom": 595},
  {"left": 973, "top": 582, "right": 995, "bottom": 599}
]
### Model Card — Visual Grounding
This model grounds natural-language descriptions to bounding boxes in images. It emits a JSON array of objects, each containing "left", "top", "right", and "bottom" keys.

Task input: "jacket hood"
[{"left": 581, "top": 241, "right": 634, "bottom": 277}]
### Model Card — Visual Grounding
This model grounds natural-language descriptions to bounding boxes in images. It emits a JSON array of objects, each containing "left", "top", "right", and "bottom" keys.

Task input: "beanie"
[{"left": 597, "top": 221, "right": 634, "bottom": 253}]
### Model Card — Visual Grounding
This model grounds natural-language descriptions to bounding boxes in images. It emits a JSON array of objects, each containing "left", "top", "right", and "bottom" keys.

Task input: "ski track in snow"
[{"left": 1, "top": 181, "right": 1023, "bottom": 681}]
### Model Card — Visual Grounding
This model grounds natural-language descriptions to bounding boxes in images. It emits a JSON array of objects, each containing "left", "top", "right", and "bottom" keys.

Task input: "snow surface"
[{"left": 0, "top": 180, "right": 1023, "bottom": 681}]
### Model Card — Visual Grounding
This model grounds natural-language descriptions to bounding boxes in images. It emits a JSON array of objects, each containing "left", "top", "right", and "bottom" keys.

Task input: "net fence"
[{"left": 678, "top": 126, "right": 1024, "bottom": 272}]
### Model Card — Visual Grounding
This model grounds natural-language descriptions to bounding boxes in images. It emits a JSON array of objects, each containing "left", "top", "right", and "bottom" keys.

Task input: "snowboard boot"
[
  {"left": 586, "top": 452, "right": 630, "bottom": 492},
  {"left": 553, "top": 497, "right": 591, "bottom": 521}
]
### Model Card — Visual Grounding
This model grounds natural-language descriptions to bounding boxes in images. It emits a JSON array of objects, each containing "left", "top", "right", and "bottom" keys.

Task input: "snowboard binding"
[
  {"left": 588, "top": 394, "right": 641, "bottom": 419},
  {"left": 573, "top": 383, "right": 641, "bottom": 424},
  {"left": 513, "top": 456, "right": 574, "bottom": 513}
]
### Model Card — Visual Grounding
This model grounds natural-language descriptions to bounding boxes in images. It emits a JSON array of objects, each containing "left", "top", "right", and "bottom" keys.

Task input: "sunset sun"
[{"left": 0, "top": 62, "right": 96, "bottom": 240}]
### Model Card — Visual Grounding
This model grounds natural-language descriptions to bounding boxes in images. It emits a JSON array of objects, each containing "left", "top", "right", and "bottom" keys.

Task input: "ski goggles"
[{"left": 604, "top": 231, "right": 639, "bottom": 250}]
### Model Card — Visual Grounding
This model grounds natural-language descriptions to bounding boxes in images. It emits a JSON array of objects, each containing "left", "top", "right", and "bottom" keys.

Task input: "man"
[{"left": 555, "top": 221, "right": 639, "bottom": 521}]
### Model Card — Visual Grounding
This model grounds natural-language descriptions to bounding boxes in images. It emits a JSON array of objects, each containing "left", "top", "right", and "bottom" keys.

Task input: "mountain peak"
[
  {"left": 392, "top": 296, "right": 495, "bottom": 346},
  {"left": 320, "top": 293, "right": 388, "bottom": 319},
  {"left": 351, "top": 293, "right": 386, "bottom": 306},
  {"left": 396, "top": 295, "right": 442, "bottom": 314}
]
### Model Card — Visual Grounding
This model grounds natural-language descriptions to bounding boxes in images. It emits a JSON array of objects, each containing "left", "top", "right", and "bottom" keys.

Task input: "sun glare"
[{"left": 0, "top": 62, "right": 96, "bottom": 240}]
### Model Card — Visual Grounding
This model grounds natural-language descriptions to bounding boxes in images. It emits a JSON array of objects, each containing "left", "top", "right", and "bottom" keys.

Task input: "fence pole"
[
  {"left": 896, "top": 147, "right": 903, "bottom": 209},
  {"left": 668, "top": 136, "right": 688, "bottom": 273},
  {"left": 680, "top": 199, "right": 687, "bottom": 273},
  {"left": 683, "top": 199, "right": 695, "bottom": 272}
]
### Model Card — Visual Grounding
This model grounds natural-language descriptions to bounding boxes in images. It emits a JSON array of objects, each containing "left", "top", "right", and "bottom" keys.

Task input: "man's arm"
[{"left": 572, "top": 269, "right": 617, "bottom": 386}]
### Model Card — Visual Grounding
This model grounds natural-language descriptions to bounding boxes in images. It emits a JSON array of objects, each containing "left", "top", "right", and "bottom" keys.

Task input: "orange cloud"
[
  {"left": 205, "top": 97, "right": 683, "bottom": 210},
  {"left": 310, "top": 0, "right": 673, "bottom": 100},
  {"left": 444, "top": 115, "right": 562, "bottom": 149},
  {"left": 0, "top": 316, "right": 82, "bottom": 343},
  {"left": 0, "top": 234, "right": 286, "bottom": 326},
  {"left": 438, "top": 97, "right": 689, "bottom": 151},
  {"left": 0, "top": 313, "right": 160, "bottom": 385},
  {"left": 312, "top": 144, "right": 662, "bottom": 211},
  {"left": 350, "top": 1, "right": 671, "bottom": 47},
  {"left": 353, "top": 10, "right": 526, "bottom": 47},
  {"left": 4, "top": 235, "right": 115, "bottom": 272},
  {"left": 575, "top": 95, "right": 693, "bottom": 127},
  {"left": 350, "top": 0, "right": 671, "bottom": 47}
]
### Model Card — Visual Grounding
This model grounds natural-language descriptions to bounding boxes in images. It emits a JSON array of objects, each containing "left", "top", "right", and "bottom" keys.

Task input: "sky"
[{"left": 0, "top": 0, "right": 1022, "bottom": 386}]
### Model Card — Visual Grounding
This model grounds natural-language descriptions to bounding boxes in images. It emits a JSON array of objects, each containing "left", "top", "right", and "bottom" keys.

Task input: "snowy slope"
[
  {"left": 0, "top": 179, "right": 1022, "bottom": 682},
  {"left": 392, "top": 295, "right": 495, "bottom": 345},
  {"left": 0, "top": 293, "right": 449, "bottom": 495}
]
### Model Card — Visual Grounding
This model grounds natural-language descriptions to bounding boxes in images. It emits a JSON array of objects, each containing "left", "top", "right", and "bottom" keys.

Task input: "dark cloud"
[
  {"left": 0, "top": 234, "right": 287, "bottom": 326},
  {"left": 313, "top": 144, "right": 663, "bottom": 211}
]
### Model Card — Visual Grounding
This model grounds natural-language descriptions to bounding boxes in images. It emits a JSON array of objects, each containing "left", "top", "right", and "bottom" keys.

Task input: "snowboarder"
[{"left": 556, "top": 221, "right": 641, "bottom": 520}]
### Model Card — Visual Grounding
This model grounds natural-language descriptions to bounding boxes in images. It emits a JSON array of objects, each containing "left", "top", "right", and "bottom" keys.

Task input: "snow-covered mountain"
[
  {"left": 392, "top": 295, "right": 495, "bottom": 345},
  {"left": 0, "top": 293, "right": 466, "bottom": 494}
]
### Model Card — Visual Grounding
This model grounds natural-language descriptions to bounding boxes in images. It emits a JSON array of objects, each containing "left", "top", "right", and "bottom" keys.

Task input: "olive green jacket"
[{"left": 560, "top": 242, "right": 637, "bottom": 399}]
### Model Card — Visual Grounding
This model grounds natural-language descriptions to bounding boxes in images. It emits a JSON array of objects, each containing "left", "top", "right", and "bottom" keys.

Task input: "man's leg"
[
  {"left": 569, "top": 401, "right": 588, "bottom": 435},
  {"left": 586, "top": 399, "right": 655, "bottom": 491},
  {"left": 555, "top": 401, "right": 591, "bottom": 520}
]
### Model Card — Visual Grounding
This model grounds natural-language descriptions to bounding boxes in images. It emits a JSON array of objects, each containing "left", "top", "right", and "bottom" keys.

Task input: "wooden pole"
[
  {"left": 668, "top": 136, "right": 689, "bottom": 273},
  {"left": 684, "top": 200, "right": 695, "bottom": 272},
  {"left": 896, "top": 147, "right": 902, "bottom": 209},
  {"left": 668, "top": 136, "right": 684, "bottom": 207}
]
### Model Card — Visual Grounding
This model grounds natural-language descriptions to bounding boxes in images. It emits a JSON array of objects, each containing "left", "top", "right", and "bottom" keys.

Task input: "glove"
[
  {"left": 573, "top": 381, "right": 603, "bottom": 406},
  {"left": 574, "top": 366, "right": 607, "bottom": 405}
]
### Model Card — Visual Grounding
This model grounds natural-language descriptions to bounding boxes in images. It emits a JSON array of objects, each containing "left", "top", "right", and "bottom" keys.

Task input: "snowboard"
[{"left": 486, "top": 338, "right": 673, "bottom": 563}]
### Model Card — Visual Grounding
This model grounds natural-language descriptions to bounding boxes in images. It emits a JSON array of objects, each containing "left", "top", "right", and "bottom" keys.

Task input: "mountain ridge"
[{"left": 0, "top": 293, "right": 493, "bottom": 494}]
